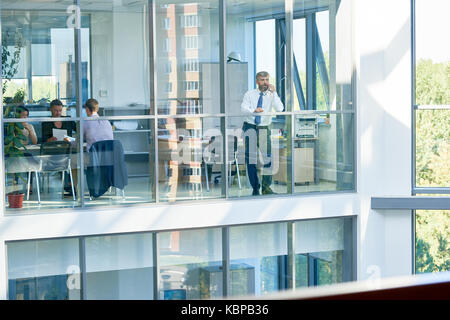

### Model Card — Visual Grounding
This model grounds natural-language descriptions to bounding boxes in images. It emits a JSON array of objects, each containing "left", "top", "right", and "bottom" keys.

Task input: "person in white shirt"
[
  {"left": 241, "top": 71, "right": 284, "bottom": 196},
  {"left": 83, "top": 99, "right": 113, "bottom": 151}
]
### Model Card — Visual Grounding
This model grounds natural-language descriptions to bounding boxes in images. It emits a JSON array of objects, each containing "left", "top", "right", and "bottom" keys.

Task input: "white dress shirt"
[{"left": 241, "top": 88, "right": 284, "bottom": 126}]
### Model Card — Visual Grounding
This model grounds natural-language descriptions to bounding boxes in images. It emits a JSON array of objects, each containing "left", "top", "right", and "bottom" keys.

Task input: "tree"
[{"left": 414, "top": 58, "right": 450, "bottom": 274}]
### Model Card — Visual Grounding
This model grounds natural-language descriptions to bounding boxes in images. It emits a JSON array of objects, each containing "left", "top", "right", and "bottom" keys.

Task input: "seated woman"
[{"left": 18, "top": 106, "right": 38, "bottom": 145}]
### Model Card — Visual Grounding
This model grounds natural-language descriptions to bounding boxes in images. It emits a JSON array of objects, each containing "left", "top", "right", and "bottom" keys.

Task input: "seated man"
[
  {"left": 82, "top": 98, "right": 113, "bottom": 151},
  {"left": 42, "top": 99, "right": 76, "bottom": 142}
]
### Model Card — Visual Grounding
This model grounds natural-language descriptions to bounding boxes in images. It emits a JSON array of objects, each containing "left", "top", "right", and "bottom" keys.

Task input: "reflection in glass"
[
  {"left": 78, "top": 0, "right": 151, "bottom": 115},
  {"left": 83, "top": 118, "right": 154, "bottom": 206},
  {"left": 1, "top": 7, "right": 90, "bottom": 107},
  {"left": 415, "top": 110, "right": 450, "bottom": 188},
  {"left": 293, "top": 113, "right": 354, "bottom": 193},
  {"left": 155, "top": 1, "right": 220, "bottom": 116},
  {"left": 294, "top": 217, "right": 353, "bottom": 287},
  {"left": 7, "top": 239, "right": 81, "bottom": 300},
  {"left": 85, "top": 233, "right": 154, "bottom": 300},
  {"left": 229, "top": 223, "right": 288, "bottom": 296},
  {"left": 4, "top": 118, "right": 81, "bottom": 212},
  {"left": 158, "top": 117, "right": 223, "bottom": 202},
  {"left": 228, "top": 115, "right": 290, "bottom": 198},
  {"left": 159, "top": 228, "right": 222, "bottom": 300}
]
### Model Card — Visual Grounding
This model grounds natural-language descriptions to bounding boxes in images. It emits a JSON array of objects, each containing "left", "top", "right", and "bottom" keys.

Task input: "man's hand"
[
  {"left": 47, "top": 136, "right": 58, "bottom": 142},
  {"left": 268, "top": 84, "right": 276, "bottom": 93},
  {"left": 254, "top": 107, "right": 264, "bottom": 113},
  {"left": 22, "top": 123, "right": 31, "bottom": 131}
]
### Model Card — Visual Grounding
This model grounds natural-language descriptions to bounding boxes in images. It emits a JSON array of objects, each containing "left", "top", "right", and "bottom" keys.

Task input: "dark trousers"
[{"left": 242, "top": 121, "right": 272, "bottom": 191}]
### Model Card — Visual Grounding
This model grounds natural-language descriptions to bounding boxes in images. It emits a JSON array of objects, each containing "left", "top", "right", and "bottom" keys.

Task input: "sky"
[{"left": 416, "top": 0, "right": 450, "bottom": 63}]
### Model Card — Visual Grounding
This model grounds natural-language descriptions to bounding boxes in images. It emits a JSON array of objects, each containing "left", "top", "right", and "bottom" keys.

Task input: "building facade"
[{"left": 1, "top": 0, "right": 446, "bottom": 300}]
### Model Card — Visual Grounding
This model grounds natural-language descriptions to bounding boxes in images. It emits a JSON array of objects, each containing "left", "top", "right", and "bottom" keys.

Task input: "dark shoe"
[
  {"left": 252, "top": 189, "right": 260, "bottom": 196},
  {"left": 262, "top": 187, "right": 276, "bottom": 195}
]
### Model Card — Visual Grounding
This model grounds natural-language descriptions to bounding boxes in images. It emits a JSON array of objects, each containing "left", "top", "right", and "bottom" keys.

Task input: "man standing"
[{"left": 241, "top": 71, "right": 284, "bottom": 196}]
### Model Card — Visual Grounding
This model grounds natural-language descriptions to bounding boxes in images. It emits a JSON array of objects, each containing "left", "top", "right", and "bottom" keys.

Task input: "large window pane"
[
  {"left": 228, "top": 115, "right": 290, "bottom": 198},
  {"left": 158, "top": 116, "right": 224, "bottom": 202},
  {"left": 226, "top": 0, "right": 285, "bottom": 113},
  {"left": 292, "top": 0, "right": 352, "bottom": 112},
  {"left": 229, "top": 223, "right": 288, "bottom": 296},
  {"left": 4, "top": 117, "right": 81, "bottom": 212},
  {"left": 82, "top": 118, "right": 155, "bottom": 206},
  {"left": 415, "top": 109, "right": 450, "bottom": 188},
  {"left": 295, "top": 217, "right": 353, "bottom": 287},
  {"left": 293, "top": 113, "right": 354, "bottom": 193},
  {"left": 1, "top": 8, "right": 90, "bottom": 106},
  {"left": 415, "top": 0, "right": 450, "bottom": 105},
  {"left": 155, "top": 1, "right": 219, "bottom": 116},
  {"left": 80, "top": 1, "right": 151, "bottom": 115},
  {"left": 7, "top": 238, "right": 81, "bottom": 300},
  {"left": 159, "top": 228, "right": 222, "bottom": 300},
  {"left": 85, "top": 233, "right": 154, "bottom": 300},
  {"left": 415, "top": 210, "right": 450, "bottom": 274}
]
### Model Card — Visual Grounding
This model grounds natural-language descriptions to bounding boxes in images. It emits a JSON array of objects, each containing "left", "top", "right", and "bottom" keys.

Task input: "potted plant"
[
  {"left": 2, "top": 29, "right": 26, "bottom": 208},
  {"left": 4, "top": 105, "right": 28, "bottom": 208}
]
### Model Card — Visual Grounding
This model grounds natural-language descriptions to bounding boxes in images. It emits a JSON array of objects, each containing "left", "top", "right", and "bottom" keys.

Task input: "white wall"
[
  {"left": 355, "top": 0, "right": 412, "bottom": 280},
  {"left": 90, "top": 11, "right": 150, "bottom": 108}
]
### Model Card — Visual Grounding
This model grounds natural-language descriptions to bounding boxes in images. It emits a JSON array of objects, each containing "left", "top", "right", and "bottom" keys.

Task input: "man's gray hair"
[{"left": 256, "top": 71, "right": 270, "bottom": 80}]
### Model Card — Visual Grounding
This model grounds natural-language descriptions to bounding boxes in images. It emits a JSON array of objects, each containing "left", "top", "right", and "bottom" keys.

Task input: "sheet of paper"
[{"left": 53, "top": 128, "right": 67, "bottom": 141}]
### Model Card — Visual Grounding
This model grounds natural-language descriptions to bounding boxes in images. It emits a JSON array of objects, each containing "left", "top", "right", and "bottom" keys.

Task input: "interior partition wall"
[
  {"left": 1, "top": 0, "right": 355, "bottom": 213},
  {"left": 6, "top": 216, "right": 355, "bottom": 300}
]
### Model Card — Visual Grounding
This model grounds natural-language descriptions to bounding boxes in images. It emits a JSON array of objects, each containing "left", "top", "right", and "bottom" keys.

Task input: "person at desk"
[
  {"left": 241, "top": 71, "right": 284, "bottom": 196},
  {"left": 82, "top": 98, "right": 113, "bottom": 151},
  {"left": 18, "top": 106, "right": 37, "bottom": 145},
  {"left": 42, "top": 99, "right": 76, "bottom": 142}
]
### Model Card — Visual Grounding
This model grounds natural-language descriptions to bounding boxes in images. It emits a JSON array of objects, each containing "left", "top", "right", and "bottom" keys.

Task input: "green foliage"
[{"left": 414, "top": 58, "right": 450, "bottom": 274}]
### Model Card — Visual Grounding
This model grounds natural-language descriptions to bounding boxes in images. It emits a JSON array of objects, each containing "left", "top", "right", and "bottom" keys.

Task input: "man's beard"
[{"left": 258, "top": 84, "right": 268, "bottom": 91}]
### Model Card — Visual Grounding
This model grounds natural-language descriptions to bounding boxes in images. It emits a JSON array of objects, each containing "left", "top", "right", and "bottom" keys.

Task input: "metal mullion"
[
  {"left": 152, "top": 232, "right": 159, "bottom": 300},
  {"left": 149, "top": 0, "right": 159, "bottom": 204},
  {"left": 2, "top": 117, "right": 81, "bottom": 123},
  {"left": 411, "top": 0, "right": 417, "bottom": 195},
  {"left": 286, "top": 0, "right": 294, "bottom": 195},
  {"left": 287, "top": 222, "right": 295, "bottom": 290},
  {"left": 157, "top": 113, "right": 226, "bottom": 119},
  {"left": 219, "top": 0, "right": 228, "bottom": 199},
  {"left": 306, "top": 13, "right": 317, "bottom": 110},
  {"left": 78, "top": 237, "right": 87, "bottom": 300},
  {"left": 415, "top": 105, "right": 450, "bottom": 110},
  {"left": 413, "top": 187, "right": 450, "bottom": 195},
  {"left": 75, "top": 0, "right": 85, "bottom": 208},
  {"left": 0, "top": 10, "right": 4, "bottom": 215},
  {"left": 222, "top": 226, "right": 230, "bottom": 297}
]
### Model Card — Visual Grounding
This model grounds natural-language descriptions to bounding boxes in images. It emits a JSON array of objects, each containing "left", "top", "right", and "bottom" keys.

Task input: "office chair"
[{"left": 38, "top": 141, "right": 75, "bottom": 201}]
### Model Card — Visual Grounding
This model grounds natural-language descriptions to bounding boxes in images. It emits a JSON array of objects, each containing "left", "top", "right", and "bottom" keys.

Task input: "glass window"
[
  {"left": 228, "top": 115, "right": 290, "bottom": 198},
  {"left": 415, "top": 0, "right": 450, "bottom": 105},
  {"left": 4, "top": 115, "right": 81, "bottom": 212},
  {"left": 7, "top": 238, "right": 81, "bottom": 300},
  {"left": 229, "top": 223, "right": 288, "bottom": 296},
  {"left": 415, "top": 110, "right": 450, "bottom": 188},
  {"left": 294, "top": 217, "right": 353, "bottom": 287},
  {"left": 415, "top": 210, "right": 450, "bottom": 274},
  {"left": 77, "top": 0, "right": 151, "bottom": 116},
  {"left": 158, "top": 116, "right": 224, "bottom": 202},
  {"left": 155, "top": 1, "right": 220, "bottom": 116},
  {"left": 82, "top": 118, "right": 155, "bottom": 206},
  {"left": 85, "top": 233, "right": 154, "bottom": 300},
  {"left": 159, "top": 228, "right": 222, "bottom": 300},
  {"left": 293, "top": 113, "right": 354, "bottom": 193}
]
